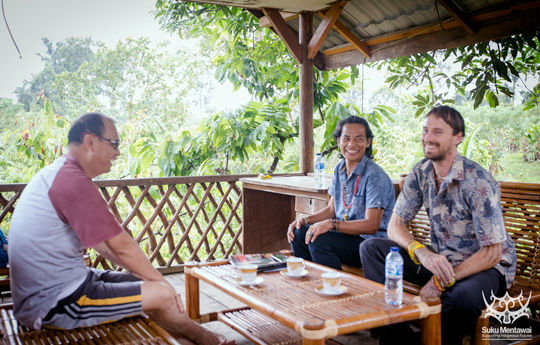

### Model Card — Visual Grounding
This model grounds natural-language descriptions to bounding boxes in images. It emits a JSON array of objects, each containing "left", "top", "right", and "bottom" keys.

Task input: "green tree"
[
  {"left": 0, "top": 98, "right": 24, "bottom": 130},
  {"left": 14, "top": 37, "right": 99, "bottom": 114},
  {"left": 374, "top": 33, "right": 540, "bottom": 111},
  {"left": 154, "top": 1, "right": 399, "bottom": 173}
]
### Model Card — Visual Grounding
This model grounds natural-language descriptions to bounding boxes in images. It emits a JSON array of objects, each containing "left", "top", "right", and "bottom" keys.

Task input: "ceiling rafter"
[
  {"left": 317, "top": 10, "right": 370, "bottom": 57},
  {"left": 262, "top": 8, "right": 302, "bottom": 63},
  {"left": 437, "top": 0, "right": 474, "bottom": 34},
  {"left": 307, "top": 0, "right": 348, "bottom": 59}
]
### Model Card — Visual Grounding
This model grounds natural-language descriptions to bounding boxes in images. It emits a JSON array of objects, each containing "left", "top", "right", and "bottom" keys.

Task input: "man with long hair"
[{"left": 287, "top": 115, "right": 395, "bottom": 270}]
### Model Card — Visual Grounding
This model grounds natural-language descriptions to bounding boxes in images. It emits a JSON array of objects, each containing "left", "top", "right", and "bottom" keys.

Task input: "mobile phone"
[{"left": 271, "top": 253, "right": 287, "bottom": 262}]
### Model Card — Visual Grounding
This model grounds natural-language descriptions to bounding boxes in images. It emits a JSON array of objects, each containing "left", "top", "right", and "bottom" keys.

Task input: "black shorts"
[{"left": 42, "top": 269, "right": 142, "bottom": 329}]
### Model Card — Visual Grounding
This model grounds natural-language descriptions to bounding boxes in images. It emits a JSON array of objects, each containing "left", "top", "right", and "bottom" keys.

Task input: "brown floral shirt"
[{"left": 396, "top": 154, "right": 516, "bottom": 288}]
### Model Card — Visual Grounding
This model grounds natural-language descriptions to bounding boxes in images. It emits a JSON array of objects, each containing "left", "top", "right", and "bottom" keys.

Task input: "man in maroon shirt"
[{"left": 9, "top": 112, "right": 234, "bottom": 345}]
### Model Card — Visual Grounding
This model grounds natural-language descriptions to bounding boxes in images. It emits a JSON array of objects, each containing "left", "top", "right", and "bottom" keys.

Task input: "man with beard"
[
  {"left": 287, "top": 116, "right": 395, "bottom": 270},
  {"left": 359, "top": 106, "right": 516, "bottom": 344}
]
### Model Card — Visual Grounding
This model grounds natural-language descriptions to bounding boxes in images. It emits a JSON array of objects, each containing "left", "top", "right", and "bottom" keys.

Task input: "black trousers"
[
  {"left": 290, "top": 225, "right": 364, "bottom": 270},
  {"left": 360, "top": 237, "right": 506, "bottom": 343}
]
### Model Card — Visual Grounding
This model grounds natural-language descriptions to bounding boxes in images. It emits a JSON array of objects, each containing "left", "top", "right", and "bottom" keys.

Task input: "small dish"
[
  {"left": 234, "top": 276, "right": 264, "bottom": 286},
  {"left": 314, "top": 285, "right": 348, "bottom": 296},
  {"left": 280, "top": 269, "right": 308, "bottom": 278}
]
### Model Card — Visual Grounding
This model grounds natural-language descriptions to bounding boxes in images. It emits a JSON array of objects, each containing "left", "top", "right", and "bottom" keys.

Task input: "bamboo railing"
[{"left": 0, "top": 174, "right": 257, "bottom": 273}]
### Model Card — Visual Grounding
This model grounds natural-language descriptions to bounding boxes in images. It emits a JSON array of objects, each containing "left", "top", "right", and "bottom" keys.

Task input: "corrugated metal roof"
[{"left": 281, "top": 0, "right": 534, "bottom": 53}]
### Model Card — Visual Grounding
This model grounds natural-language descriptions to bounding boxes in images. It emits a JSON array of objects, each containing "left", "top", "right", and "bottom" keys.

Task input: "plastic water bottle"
[
  {"left": 314, "top": 153, "right": 325, "bottom": 188},
  {"left": 385, "top": 247, "right": 403, "bottom": 305}
]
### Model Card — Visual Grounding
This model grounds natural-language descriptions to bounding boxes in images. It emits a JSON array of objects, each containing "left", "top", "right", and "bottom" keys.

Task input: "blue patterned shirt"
[
  {"left": 395, "top": 154, "right": 516, "bottom": 288},
  {"left": 328, "top": 155, "right": 395, "bottom": 239}
]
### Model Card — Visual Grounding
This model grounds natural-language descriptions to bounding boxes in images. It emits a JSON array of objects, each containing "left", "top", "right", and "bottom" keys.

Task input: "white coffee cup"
[
  {"left": 238, "top": 264, "right": 257, "bottom": 283},
  {"left": 286, "top": 256, "right": 305, "bottom": 275},
  {"left": 321, "top": 272, "right": 341, "bottom": 293}
]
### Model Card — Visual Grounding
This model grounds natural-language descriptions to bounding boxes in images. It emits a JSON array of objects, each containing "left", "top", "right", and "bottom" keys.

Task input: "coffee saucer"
[
  {"left": 234, "top": 276, "right": 264, "bottom": 286},
  {"left": 314, "top": 285, "right": 348, "bottom": 296},
  {"left": 280, "top": 269, "right": 308, "bottom": 278}
]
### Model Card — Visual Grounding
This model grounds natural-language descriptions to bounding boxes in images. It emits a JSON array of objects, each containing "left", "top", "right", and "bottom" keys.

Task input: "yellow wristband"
[
  {"left": 407, "top": 241, "right": 425, "bottom": 265},
  {"left": 432, "top": 275, "right": 446, "bottom": 292},
  {"left": 445, "top": 277, "right": 456, "bottom": 288}
]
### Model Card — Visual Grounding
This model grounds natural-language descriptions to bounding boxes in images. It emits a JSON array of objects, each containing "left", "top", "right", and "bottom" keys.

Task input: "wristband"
[
  {"left": 407, "top": 241, "right": 425, "bottom": 265},
  {"left": 445, "top": 276, "right": 456, "bottom": 288},
  {"left": 432, "top": 275, "right": 445, "bottom": 292}
]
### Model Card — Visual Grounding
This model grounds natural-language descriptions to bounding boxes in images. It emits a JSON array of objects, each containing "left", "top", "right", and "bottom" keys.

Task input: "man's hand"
[
  {"left": 419, "top": 277, "right": 443, "bottom": 299},
  {"left": 287, "top": 218, "right": 306, "bottom": 243},
  {"left": 415, "top": 247, "right": 455, "bottom": 286},
  {"left": 305, "top": 219, "right": 333, "bottom": 244}
]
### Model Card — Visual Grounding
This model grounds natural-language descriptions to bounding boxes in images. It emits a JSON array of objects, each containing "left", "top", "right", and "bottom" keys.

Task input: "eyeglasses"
[{"left": 82, "top": 132, "right": 121, "bottom": 150}]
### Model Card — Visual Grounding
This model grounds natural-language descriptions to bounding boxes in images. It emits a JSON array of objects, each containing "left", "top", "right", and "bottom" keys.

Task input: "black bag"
[{"left": 0, "top": 232, "right": 7, "bottom": 268}]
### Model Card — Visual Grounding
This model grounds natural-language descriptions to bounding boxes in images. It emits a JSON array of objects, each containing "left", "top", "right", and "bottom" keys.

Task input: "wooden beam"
[
  {"left": 248, "top": 8, "right": 326, "bottom": 69},
  {"left": 259, "top": 12, "right": 298, "bottom": 28},
  {"left": 318, "top": 10, "right": 370, "bottom": 57},
  {"left": 262, "top": 8, "right": 302, "bottom": 63},
  {"left": 437, "top": 0, "right": 474, "bottom": 34},
  {"left": 299, "top": 12, "right": 314, "bottom": 174},
  {"left": 324, "top": 20, "right": 460, "bottom": 56},
  {"left": 307, "top": 0, "right": 348, "bottom": 59},
  {"left": 322, "top": 5, "right": 540, "bottom": 70}
]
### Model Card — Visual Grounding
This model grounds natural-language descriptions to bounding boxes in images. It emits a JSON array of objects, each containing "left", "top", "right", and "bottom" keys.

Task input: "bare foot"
[
  {"left": 193, "top": 328, "right": 236, "bottom": 345},
  {"left": 217, "top": 333, "right": 236, "bottom": 345}
]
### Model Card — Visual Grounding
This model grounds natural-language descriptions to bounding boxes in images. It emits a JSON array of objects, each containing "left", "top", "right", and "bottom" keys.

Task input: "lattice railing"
[{"left": 0, "top": 174, "right": 256, "bottom": 273}]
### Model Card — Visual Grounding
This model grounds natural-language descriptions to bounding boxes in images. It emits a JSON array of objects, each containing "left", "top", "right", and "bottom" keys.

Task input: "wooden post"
[
  {"left": 299, "top": 12, "right": 314, "bottom": 174},
  {"left": 421, "top": 297, "right": 441, "bottom": 345},
  {"left": 185, "top": 261, "right": 200, "bottom": 321},
  {"left": 473, "top": 311, "right": 490, "bottom": 345},
  {"left": 302, "top": 318, "right": 325, "bottom": 345}
]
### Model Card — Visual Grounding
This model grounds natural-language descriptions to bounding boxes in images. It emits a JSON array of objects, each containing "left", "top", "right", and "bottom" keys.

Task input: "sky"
[{"left": 0, "top": 0, "right": 250, "bottom": 107}]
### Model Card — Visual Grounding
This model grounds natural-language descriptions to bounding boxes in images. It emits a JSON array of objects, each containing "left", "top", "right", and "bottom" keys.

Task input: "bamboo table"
[{"left": 185, "top": 260, "right": 441, "bottom": 345}]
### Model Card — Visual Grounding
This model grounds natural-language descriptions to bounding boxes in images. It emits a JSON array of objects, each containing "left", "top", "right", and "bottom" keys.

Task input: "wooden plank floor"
[{"left": 164, "top": 272, "right": 377, "bottom": 345}]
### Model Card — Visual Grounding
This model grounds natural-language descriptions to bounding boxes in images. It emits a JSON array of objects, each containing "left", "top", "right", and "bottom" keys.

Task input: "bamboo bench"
[
  {"left": 0, "top": 257, "right": 181, "bottom": 345},
  {"left": 342, "top": 180, "right": 540, "bottom": 345},
  {"left": 0, "top": 303, "right": 180, "bottom": 345}
]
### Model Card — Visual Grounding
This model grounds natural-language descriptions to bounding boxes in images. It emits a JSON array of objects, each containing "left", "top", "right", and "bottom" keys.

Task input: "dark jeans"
[
  {"left": 360, "top": 237, "right": 506, "bottom": 343},
  {"left": 290, "top": 224, "right": 364, "bottom": 270}
]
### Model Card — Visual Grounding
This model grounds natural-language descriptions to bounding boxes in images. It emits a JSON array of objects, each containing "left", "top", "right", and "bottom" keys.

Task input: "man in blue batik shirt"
[
  {"left": 287, "top": 116, "right": 396, "bottom": 270},
  {"left": 360, "top": 106, "right": 517, "bottom": 344}
]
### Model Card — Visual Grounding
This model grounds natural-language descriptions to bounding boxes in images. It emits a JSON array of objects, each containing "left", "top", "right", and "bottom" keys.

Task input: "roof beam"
[
  {"left": 437, "top": 0, "right": 474, "bottom": 34},
  {"left": 307, "top": 0, "right": 348, "bottom": 59},
  {"left": 262, "top": 8, "right": 302, "bottom": 63},
  {"left": 318, "top": 10, "right": 370, "bottom": 57}
]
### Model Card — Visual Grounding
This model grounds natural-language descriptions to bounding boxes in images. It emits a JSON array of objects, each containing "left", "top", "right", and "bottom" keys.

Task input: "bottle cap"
[{"left": 390, "top": 247, "right": 399, "bottom": 252}]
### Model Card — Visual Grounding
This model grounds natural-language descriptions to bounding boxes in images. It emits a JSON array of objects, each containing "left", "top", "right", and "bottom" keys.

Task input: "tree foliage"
[
  {"left": 375, "top": 32, "right": 540, "bottom": 111},
  {"left": 15, "top": 37, "right": 100, "bottom": 114},
  {"left": 2, "top": 4, "right": 539, "bottom": 184},
  {"left": 153, "top": 1, "right": 396, "bottom": 172}
]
